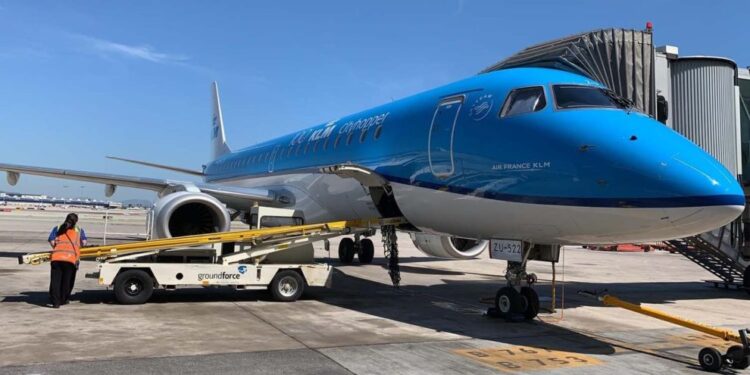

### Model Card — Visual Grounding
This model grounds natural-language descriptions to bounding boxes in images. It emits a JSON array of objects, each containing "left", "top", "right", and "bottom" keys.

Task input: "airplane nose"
[{"left": 659, "top": 145, "right": 745, "bottom": 236}]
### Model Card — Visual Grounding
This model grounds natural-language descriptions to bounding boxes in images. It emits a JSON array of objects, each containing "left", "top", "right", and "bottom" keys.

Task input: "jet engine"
[
  {"left": 152, "top": 191, "right": 231, "bottom": 238},
  {"left": 409, "top": 233, "right": 488, "bottom": 259}
]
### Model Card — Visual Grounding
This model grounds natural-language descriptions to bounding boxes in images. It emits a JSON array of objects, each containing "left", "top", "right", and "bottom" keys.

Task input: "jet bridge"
[{"left": 481, "top": 27, "right": 656, "bottom": 117}]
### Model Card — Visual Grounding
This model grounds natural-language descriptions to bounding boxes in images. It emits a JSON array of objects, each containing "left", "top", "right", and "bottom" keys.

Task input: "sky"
[{"left": 1, "top": 1, "right": 749, "bottom": 202}]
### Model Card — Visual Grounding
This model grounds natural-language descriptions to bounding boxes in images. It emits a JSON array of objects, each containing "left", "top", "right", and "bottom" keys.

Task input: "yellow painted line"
[{"left": 454, "top": 345, "right": 601, "bottom": 372}]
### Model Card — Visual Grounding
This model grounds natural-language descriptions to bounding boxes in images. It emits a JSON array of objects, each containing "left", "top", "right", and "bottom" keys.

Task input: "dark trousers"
[{"left": 49, "top": 261, "right": 76, "bottom": 307}]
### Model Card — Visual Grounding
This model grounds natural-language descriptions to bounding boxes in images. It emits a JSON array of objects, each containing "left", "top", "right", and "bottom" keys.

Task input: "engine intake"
[
  {"left": 152, "top": 192, "right": 230, "bottom": 238},
  {"left": 410, "top": 233, "right": 487, "bottom": 259}
]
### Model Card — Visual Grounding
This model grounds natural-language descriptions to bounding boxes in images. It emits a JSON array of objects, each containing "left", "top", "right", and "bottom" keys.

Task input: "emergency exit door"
[{"left": 428, "top": 96, "right": 463, "bottom": 177}]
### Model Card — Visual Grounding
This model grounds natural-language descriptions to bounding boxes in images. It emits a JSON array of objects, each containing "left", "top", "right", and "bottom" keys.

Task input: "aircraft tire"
[
  {"left": 114, "top": 269, "right": 154, "bottom": 305},
  {"left": 338, "top": 238, "right": 355, "bottom": 264},
  {"left": 494, "top": 286, "right": 523, "bottom": 318},
  {"left": 520, "top": 287, "right": 540, "bottom": 320},
  {"left": 358, "top": 239, "right": 375, "bottom": 264},
  {"left": 744, "top": 266, "right": 749, "bottom": 296}
]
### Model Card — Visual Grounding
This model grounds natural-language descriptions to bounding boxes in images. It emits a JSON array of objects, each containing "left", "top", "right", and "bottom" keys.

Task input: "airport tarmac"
[{"left": 0, "top": 208, "right": 749, "bottom": 374}]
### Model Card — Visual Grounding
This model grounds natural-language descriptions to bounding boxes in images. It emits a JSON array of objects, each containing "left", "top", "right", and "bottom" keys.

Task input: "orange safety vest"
[{"left": 51, "top": 226, "right": 81, "bottom": 264}]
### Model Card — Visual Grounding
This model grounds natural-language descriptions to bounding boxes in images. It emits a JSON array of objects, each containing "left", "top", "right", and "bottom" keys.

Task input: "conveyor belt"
[{"left": 19, "top": 217, "right": 405, "bottom": 265}]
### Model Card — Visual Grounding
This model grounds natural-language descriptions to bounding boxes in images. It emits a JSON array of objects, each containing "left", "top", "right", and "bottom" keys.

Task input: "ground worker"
[{"left": 47, "top": 213, "right": 87, "bottom": 308}]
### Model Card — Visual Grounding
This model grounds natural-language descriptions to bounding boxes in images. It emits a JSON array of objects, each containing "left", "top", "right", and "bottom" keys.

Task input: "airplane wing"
[
  {"left": 0, "top": 162, "right": 278, "bottom": 207},
  {"left": 106, "top": 156, "right": 205, "bottom": 177}
]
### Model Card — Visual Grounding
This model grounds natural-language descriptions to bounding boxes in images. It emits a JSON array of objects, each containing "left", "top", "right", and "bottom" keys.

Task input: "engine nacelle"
[
  {"left": 152, "top": 192, "right": 231, "bottom": 238},
  {"left": 409, "top": 233, "right": 488, "bottom": 259}
]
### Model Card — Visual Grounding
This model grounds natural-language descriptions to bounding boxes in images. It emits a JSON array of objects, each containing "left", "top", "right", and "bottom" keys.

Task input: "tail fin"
[{"left": 211, "top": 81, "right": 231, "bottom": 160}]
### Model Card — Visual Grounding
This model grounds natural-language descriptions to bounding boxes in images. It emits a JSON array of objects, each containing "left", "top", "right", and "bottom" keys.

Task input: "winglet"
[{"left": 211, "top": 82, "right": 231, "bottom": 160}]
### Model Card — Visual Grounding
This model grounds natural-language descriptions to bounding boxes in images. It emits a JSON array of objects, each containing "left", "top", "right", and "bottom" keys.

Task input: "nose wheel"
[
  {"left": 491, "top": 286, "right": 539, "bottom": 320},
  {"left": 488, "top": 255, "right": 540, "bottom": 321}
]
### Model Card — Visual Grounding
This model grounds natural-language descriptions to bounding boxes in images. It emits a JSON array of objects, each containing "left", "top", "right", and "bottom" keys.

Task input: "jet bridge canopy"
[{"left": 481, "top": 28, "right": 656, "bottom": 117}]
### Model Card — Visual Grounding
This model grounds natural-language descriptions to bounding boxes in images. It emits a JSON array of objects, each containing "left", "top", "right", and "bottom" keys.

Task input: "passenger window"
[
  {"left": 346, "top": 132, "right": 354, "bottom": 146},
  {"left": 312, "top": 140, "right": 319, "bottom": 153},
  {"left": 373, "top": 125, "right": 383, "bottom": 140},
  {"left": 334, "top": 133, "right": 342, "bottom": 149},
  {"left": 322, "top": 136, "right": 329, "bottom": 151},
  {"left": 359, "top": 128, "right": 368, "bottom": 143},
  {"left": 500, "top": 87, "right": 546, "bottom": 118}
]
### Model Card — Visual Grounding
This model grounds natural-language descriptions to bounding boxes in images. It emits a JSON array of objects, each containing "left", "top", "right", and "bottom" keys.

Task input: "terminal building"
[{"left": 0, "top": 191, "right": 121, "bottom": 209}]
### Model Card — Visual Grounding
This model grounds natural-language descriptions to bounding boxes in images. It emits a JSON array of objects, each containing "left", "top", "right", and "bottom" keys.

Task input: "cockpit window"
[
  {"left": 553, "top": 85, "right": 628, "bottom": 109},
  {"left": 500, "top": 87, "right": 546, "bottom": 118}
]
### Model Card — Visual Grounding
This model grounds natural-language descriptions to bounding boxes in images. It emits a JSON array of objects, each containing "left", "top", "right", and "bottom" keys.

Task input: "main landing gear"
[
  {"left": 336, "top": 225, "right": 401, "bottom": 288},
  {"left": 489, "top": 260, "right": 540, "bottom": 321},
  {"left": 338, "top": 232, "right": 375, "bottom": 265}
]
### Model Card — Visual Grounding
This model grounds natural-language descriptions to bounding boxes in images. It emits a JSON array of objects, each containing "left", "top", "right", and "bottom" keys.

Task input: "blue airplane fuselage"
[{"left": 203, "top": 67, "right": 744, "bottom": 244}]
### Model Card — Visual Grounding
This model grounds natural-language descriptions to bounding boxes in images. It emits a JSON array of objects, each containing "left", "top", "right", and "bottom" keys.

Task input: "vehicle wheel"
[
  {"left": 494, "top": 286, "right": 523, "bottom": 318},
  {"left": 269, "top": 270, "right": 305, "bottom": 302},
  {"left": 114, "top": 269, "right": 154, "bottom": 305},
  {"left": 698, "top": 347, "right": 724, "bottom": 372},
  {"left": 744, "top": 266, "right": 750, "bottom": 296},
  {"left": 358, "top": 238, "right": 375, "bottom": 264},
  {"left": 338, "top": 238, "right": 355, "bottom": 264},
  {"left": 727, "top": 345, "right": 749, "bottom": 369},
  {"left": 520, "top": 286, "right": 540, "bottom": 320}
]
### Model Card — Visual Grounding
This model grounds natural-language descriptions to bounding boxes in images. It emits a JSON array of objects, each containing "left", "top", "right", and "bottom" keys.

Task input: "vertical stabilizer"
[{"left": 211, "top": 82, "right": 231, "bottom": 160}]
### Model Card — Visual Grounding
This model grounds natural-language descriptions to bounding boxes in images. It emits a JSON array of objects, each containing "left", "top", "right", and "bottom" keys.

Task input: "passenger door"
[{"left": 428, "top": 96, "right": 464, "bottom": 177}]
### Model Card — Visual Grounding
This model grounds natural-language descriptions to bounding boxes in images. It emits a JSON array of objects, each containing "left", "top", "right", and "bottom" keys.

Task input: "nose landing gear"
[{"left": 489, "top": 260, "right": 540, "bottom": 321}]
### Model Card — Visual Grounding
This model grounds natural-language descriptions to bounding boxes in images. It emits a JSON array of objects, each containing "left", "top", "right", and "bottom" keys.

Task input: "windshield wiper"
[{"left": 603, "top": 89, "right": 635, "bottom": 111}]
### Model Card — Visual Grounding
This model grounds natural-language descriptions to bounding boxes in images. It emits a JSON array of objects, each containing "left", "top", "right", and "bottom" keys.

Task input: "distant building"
[{"left": 0, "top": 191, "right": 124, "bottom": 209}]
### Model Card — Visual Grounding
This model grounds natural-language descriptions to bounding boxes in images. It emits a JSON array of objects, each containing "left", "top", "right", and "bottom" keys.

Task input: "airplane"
[{"left": 1, "top": 66, "right": 744, "bottom": 319}]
